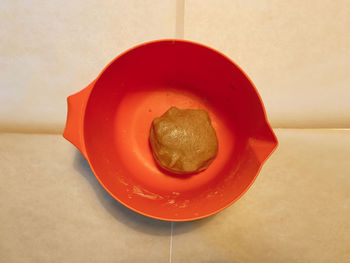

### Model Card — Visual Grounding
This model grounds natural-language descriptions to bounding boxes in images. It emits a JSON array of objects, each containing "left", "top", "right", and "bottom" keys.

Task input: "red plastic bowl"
[{"left": 63, "top": 39, "right": 277, "bottom": 221}]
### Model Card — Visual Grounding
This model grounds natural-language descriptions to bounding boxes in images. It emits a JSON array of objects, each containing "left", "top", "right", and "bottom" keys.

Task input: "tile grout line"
[
  {"left": 2, "top": 128, "right": 350, "bottom": 136},
  {"left": 169, "top": 221, "right": 174, "bottom": 263},
  {"left": 175, "top": 0, "right": 185, "bottom": 39}
]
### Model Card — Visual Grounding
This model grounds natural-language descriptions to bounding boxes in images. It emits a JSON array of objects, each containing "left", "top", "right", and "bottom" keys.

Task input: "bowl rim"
[{"left": 81, "top": 39, "right": 278, "bottom": 221}]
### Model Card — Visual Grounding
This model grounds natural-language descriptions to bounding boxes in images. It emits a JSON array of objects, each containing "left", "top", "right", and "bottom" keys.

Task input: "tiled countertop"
[{"left": 1, "top": 129, "right": 349, "bottom": 262}]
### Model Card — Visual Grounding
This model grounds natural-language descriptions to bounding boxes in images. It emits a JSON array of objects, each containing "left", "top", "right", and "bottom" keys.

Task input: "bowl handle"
[{"left": 63, "top": 80, "right": 96, "bottom": 157}]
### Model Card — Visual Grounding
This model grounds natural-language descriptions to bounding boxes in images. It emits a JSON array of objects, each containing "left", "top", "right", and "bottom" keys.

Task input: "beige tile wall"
[
  {"left": 184, "top": 0, "right": 350, "bottom": 128},
  {"left": 172, "top": 129, "right": 350, "bottom": 263},
  {"left": 0, "top": 133, "right": 171, "bottom": 262},
  {"left": 0, "top": 0, "right": 177, "bottom": 133},
  {"left": 2, "top": 130, "right": 350, "bottom": 262},
  {"left": 1, "top": 0, "right": 349, "bottom": 132}
]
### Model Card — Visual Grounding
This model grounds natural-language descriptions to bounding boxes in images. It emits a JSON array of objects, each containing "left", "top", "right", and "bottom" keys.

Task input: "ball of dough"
[{"left": 150, "top": 107, "right": 218, "bottom": 174}]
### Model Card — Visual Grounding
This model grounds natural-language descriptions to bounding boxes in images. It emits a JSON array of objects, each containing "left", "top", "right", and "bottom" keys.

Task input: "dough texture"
[{"left": 150, "top": 107, "right": 218, "bottom": 174}]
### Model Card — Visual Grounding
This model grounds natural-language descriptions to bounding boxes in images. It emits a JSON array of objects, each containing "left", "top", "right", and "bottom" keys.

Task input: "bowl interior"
[{"left": 84, "top": 40, "right": 275, "bottom": 221}]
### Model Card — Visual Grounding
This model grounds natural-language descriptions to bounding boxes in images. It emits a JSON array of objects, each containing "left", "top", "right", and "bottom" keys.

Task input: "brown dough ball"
[{"left": 150, "top": 107, "right": 218, "bottom": 174}]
